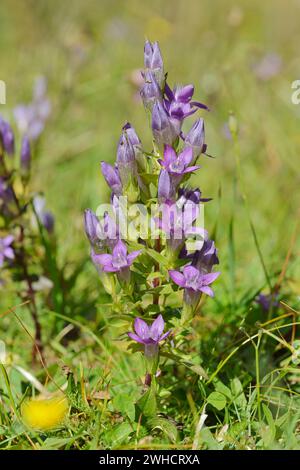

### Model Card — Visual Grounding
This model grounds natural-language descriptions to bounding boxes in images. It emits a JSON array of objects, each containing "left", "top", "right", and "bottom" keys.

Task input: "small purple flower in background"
[
  {"left": 252, "top": 53, "right": 282, "bottom": 82},
  {"left": 0, "top": 116, "right": 15, "bottom": 155},
  {"left": 33, "top": 195, "right": 55, "bottom": 233},
  {"left": 256, "top": 293, "right": 279, "bottom": 312},
  {"left": 14, "top": 76, "right": 51, "bottom": 141},
  {"left": 169, "top": 265, "right": 220, "bottom": 305},
  {"left": 128, "top": 314, "right": 171, "bottom": 357},
  {"left": 0, "top": 235, "right": 14, "bottom": 267},
  {"left": 159, "top": 145, "right": 200, "bottom": 185},
  {"left": 92, "top": 240, "right": 141, "bottom": 282},
  {"left": 20, "top": 135, "right": 31, "bottom": 175}
]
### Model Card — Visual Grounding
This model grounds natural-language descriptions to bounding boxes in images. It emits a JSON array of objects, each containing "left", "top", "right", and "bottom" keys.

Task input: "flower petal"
[
  {"left": 201, "top": 271, "right": 220, "bottom": 285},
  {"left": 182, "top": 165, "right": 201, "bottom": 174},
  {"left": 149, "top": 314, "right": 165, "bottom": 341},
  {"left": 159, "top": 330, "right": 171, "bottom": 342},
  {"left": 113, "top": 239, "right": 127, "bottom": 258},
  {"left": 164, "top": 145, "right": 177, "bottom": 166},
  {"left": 93, "top": 253, "right": 113, "bottom": 267},
  {"left": 127, "top": 332, "right": 146, "bottom": 344},
  {"left": 179, "top": 147, "right": 193, "bottom": 166},
  {"left": 169, "top": 270, "right": 186, "bottom": 287},
  {"left": 127, "top": 250, "right": 142, "bottom": 265},
  {"left": 4, "top": 247, "right": 14, "bottom": 259},
  {"left": 134, "top": 317, "right": 150, "bottom": 341},
  {"left": 199, "top": 285, "right": 214, "bottom": 297},
  {"left": 3, "top": 235, "right": 14, "bottom": 246}
]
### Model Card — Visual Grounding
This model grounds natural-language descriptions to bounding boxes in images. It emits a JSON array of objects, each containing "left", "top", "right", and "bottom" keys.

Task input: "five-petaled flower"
[
  {"left": 128, "top": 314, "right": 171, "bottom": 357},
  {"left": 92, "top": 239, "right": 141, "bottom": 274},
  {"left": 159, "top": 145, "right": 200, "bottom": 185},
  {"left": 169, "top": 265, "right": 220, "bottom": 299}
]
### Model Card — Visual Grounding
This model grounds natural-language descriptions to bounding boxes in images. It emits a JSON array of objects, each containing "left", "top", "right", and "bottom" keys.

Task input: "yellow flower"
[{"left": 21, "top": 394, "right": 69, "bottom": 431}]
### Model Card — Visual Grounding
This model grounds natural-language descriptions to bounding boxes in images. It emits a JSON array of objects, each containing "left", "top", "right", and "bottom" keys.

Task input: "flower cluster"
[
  {"left": 0, "top": 106, "right": 55, "bottom": 359},
  {"left": 84, "top": 41, "right": 220, "bottom": 382}
]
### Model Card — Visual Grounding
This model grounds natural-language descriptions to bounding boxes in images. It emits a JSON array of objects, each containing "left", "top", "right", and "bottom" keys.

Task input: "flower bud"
[
  {"left": 20, "top": 135, "right": 31, "bottom": 176},
  {"left": 140, "top": 71, "right": 161, "bottom": 110},
  {"left": 144, "top": 40, "right": 164, "bottom": 87},
  {"left": 151, "top": 100, "right": 177, "bottom": 148},
  {"left": 84, "top": 209, "right": 101, "bottom": 246},
  {"left": 0, "top": 117, "right": 15, "bottom": 155},
  {"left": 184, "top": 118, "right": 205, "bottom": 162},
  {"left": 101, "top": 162, "right": 122, "bottom": 196}
]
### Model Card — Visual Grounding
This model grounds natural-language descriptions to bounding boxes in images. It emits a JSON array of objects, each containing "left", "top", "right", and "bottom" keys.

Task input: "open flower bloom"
[
  {"left": 92, "top": 240, "right": 141, "bottom": 274},
  {"left": 169, "top": 265, "right": 220, "bottom": 302},
  {"left": 164, "top": 83, "right": 208, "bottom": 122},
  {"left": 128, "top": 314, "right": 171, "bottom": 357},
  {"left": 159, "top": 145, "right": 200, "bottom": 182},
  {"left": 21, "top": 394, "right": 68, "bottom": 431},
  {"left": 0, "top": 235, "right": 14, "bottom": 267}
]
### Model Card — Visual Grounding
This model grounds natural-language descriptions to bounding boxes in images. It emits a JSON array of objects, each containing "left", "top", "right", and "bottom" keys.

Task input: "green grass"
[{"left": 0, "top": 0, "right": 300, "bottom": 450}]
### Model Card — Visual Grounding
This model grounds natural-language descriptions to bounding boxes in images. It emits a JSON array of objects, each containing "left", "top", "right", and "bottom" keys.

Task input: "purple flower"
[
  {"left": 14, "top": 76, "right": 51, "bottom": 141},
  {"left": 140, "top": 71, "right": 162, "bottom": 110},
  {"left": 92, "top": 239, "right": 141, "bottom": 273},
  {"left": 20, "top": 135, "right": 31, "bottom": 174},
  {"left": 169, "top": 265, "right": 220, "bottom": 302},
  {"left": 192, "top": 239, "right": 219, "bottom": 274},
  {"left": 159, "top": 145, "right": 200, "bottom": 182},
  {"left": 128, "top": 314, "right": 170, "bottom": 357},
  {"left": 0, "top": 235, "right": 14, "bottom": 267},
  {"left": 0, "top": 117, "right": 15, "bottom": 155},
  {"left": 117, "top": 126, "right": 138, "bottom": 187},
  {"left": 164, "top": 83, "right": 208, "bottom": 124},
  {"left": 151, "top": 100, "right": 178, "bottom": 147},
  {"left": 158, "top": 169, "right": 176, "bottom": 203},
  {"left": 256, "top": 293, "right": 279, "bottom": 312},
  {"left": 184, "top": 118, "right": 206, "bottom": 162},
  {"left": 144, "top": 40, "right": 164, "bottom": 86},
  {"left": 84, "top": 209, "right": 101, "bottom": 246},
  {"left": 156, "top": 199, "right": 204, "bottom": 252},
  {"left": 101, "top": 162, "right": 122, "bottom": 196},
  {"left": 33, "top": 195, "right": 54, "bottom": 233}
]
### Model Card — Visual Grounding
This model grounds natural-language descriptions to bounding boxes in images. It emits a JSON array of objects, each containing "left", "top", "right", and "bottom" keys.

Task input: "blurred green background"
[{"left": 1, "top": 0, "right": 299, "bottom": 300}]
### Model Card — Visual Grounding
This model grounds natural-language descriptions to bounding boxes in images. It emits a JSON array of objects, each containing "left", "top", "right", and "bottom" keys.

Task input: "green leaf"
[
  {"left": 207, "top": 391, "right": 227, "bottom": 410},
  {"left": 136, "top": 382, "right": 157, "bottom": 417},
  {"left": 113, "top": 393, "right": 135, "bottom": 422},
  {"left": 231, "top": 378, "right": 247, "bottom": 410},
  {"left": 147, "top": 417, "right": 178, "bottom": 443},
  {"left": 147, "top": 248, "right": 169, "bottom": 267},
  {"left": 106, "top": 422, "right": 133, "bottom": 447}
]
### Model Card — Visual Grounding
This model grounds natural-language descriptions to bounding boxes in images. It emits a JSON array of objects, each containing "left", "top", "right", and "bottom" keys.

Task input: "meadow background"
[{"left": 0, "top": 0, "right": 300, "bottom": 449}]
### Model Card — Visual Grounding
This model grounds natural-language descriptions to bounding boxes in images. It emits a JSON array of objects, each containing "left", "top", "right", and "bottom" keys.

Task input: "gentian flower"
[
  {"left": 84, "top": 209, "right": 102, "bottom": 247},
  {"left": 92, "top": 240, "right": 141, "bottom": 281},
  {"left": 164, "top": 83, "right": 208, "bottom": 123},
  {"left": 256, "top": 293, "right": 279, "bottom": 312},
  {"left": 0, "top": 235, "right": 14, "bottom": 267},
  {"left": 192, "top": 239, "right": 219, "bottom": 273},
  {"left": 157, "top": 169, "right": 175, "bottom": 203},
  {"left": 0, "top": 117, "right": 15, "bottom": 155},
  {"left": 128, "top": 314, "right": 171, "bottom": 357},
  {"left": 20, "top": 135, "right": 31, "bottom": 175},
  {"left": 33, "top": 195, "right": 54, "bottom": 233},
  {"left": 184, "top": 118, "right": 206, "bottom": 162},
  {"left": 14, "top": 76, "right": 51, "bottom": 141},
  {"left": 101, "top": 162, "right": 122, "bottom": 196},
  {"left": 159, "top": 145, "right": 200, "bottom": 186},
  {"left": 144, "top": 40, "right": 164, "bottom": 87},
  {"left": 140, "top": 71, "right": 162, "bottom": 110},
  {"left": 169, "top": 265, "right": 220, "bottom": 304},
  {"left": 151, "top": 100, "right": 178, "bottom": 147},
  {"left": 117, "top": 126, "right": 138, "bottom": 189}
]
